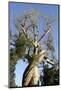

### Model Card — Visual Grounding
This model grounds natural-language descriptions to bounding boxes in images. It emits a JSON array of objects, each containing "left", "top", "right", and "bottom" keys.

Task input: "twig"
[{"left": 38, "top": 29, "right": 51, "bottom": 42}]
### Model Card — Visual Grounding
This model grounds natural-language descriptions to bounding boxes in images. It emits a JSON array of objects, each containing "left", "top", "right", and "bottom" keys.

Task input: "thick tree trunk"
[
  {"left": 22, "top": 49, "right": 47, "bottom": 87},
  {"left": 22, "top": 64, "right": 40, "bottom": 87}
]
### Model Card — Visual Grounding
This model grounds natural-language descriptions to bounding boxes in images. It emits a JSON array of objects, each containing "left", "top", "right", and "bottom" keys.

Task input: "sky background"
[{"left": 9, "top": 2, "right": 59, "bottom": 86}]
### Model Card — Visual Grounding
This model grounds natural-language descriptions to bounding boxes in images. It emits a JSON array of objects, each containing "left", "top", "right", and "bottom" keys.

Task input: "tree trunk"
[{"left": 22, "top": 64, "right": 40, "bottom": 87}]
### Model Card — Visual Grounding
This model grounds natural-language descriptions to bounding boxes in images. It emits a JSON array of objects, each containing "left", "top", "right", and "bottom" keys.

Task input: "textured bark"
[
  {"left": 22, "top": 65, "right": 40, "bottom": 87},
  {"left": 22, "top": 50, "right": 54, "bottom": 87},
  {"left": 22, "top": 50, "right": 46, "bottom": 86}
]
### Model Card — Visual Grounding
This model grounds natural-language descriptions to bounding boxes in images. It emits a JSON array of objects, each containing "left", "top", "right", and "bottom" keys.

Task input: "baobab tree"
[{"left": 9, "top": 9, "right": 58, "bottom": 87}]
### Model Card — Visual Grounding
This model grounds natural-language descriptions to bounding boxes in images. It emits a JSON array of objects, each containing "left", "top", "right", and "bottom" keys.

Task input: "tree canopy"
[{"left": 9, "top": 9, "right": 59, "bottom": 87}]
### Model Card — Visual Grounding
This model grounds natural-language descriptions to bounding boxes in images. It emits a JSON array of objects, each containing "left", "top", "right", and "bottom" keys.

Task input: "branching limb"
[
  {"left": 38, "top": 28, "right": 51, "bottom": 42},
  {"left": 38, "top": 50, "right": 55, "bottom": 66},
  {"left": 26, "top": 24, "right": 38, "bottom": 31},
  {"left": 19, "top": 24, "right": 28, "bottom": 39},
  {"left": 46, "top": 59, "right": 54, "bottom": 65}
]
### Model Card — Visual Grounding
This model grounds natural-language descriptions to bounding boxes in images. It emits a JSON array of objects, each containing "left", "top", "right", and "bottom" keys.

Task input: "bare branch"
[
  {"left": 46, "top": 59, "right": 54, "bottom": 65},
  {"left": 38, "top": 27, "right": 51, "bottom": 42},
  {"left": 19, "top": 24, "right": 28, "bottom": 39},
  {"left": 26, "top": 24, "right": 38, "bottom": 31},
  {"left": 23, "top": 16, "right": 27, "bottom": 26},
  {"left": 38, "top": 50, "right": 55, "bottom": 66}
]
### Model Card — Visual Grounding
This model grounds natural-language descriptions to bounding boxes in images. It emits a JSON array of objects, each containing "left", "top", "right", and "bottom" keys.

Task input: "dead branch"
[
  {"left": 38, "top": 27, "right": 51, "bottom": 42},
  {"left": 46, "top": 59, "right": 54, "bottom": 65}
]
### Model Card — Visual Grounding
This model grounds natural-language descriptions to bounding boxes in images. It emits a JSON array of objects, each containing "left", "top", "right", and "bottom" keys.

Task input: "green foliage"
[
  {"left": 45, "top": 32, "right": 55, "bottom": 51},
  {"left": 26, "top": 38, "right": 34, "bottom": 48},
  {"left": 15, "top": 33, "right": 34, "bottom": 58},
  {"left": 16, "top": 34, "right": 27, "bottom": 46},
  {"left": 9, "top": 48, "right": 17, "bottom": 87},
  {"left": 15, "top": 34, "right": 26, "bottom": 58},
  {"left": 41, "top": 64, "right": 59, "bottom": 86},
  {"left": 9, "top": 65, "right": 16, "bottom": 88}
]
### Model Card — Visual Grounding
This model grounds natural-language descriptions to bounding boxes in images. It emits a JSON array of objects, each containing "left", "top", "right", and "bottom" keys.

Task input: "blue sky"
[{"left": 9, "top": 2, "right": 59, "bottom": 86}]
